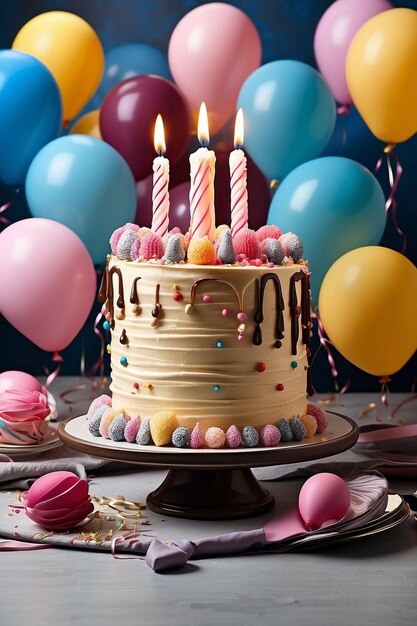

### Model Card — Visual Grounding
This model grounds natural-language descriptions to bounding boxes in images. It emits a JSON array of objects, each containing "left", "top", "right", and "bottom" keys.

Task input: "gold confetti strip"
[{"left": 358, "top": 402, "right": 378, "bottom": 420}]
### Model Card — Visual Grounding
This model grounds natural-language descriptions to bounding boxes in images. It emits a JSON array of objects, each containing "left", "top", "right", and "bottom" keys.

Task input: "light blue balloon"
[
  {"left": 0, "top": 50, "right": 62, "bottom": 186},
  {"left": 99, "top": 43, "right": 171, "bottom": 96},
  {"left": 267, "top": 157, "right": 386, "bottom": 304},
  {"left": 26, "top": 135, "right": 136, "bottom": 264},
  {"left": 237, "top": 60, "right": 336, "bottom": 181}
]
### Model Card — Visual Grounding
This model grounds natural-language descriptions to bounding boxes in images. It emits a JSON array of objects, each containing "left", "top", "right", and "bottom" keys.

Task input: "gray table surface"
[{"left": 1, "top": 378, "right": 416, "bottom": 626}]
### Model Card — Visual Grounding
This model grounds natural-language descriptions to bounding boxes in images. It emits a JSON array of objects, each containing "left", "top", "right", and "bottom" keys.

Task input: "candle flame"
[
  {"left": 234, "top": 108, "right": 244, "bottom": 148},
  {"left": 154, "top": 114, "right": 166, "bottom": 154},
  {"left": 197, "top": 102, "right": 209, "bottom": 146}
]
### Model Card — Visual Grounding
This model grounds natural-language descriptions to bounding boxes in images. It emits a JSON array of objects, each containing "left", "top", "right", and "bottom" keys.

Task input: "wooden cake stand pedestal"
[{"left": 59, "top": 411, "right": 358, "bottom": 520}]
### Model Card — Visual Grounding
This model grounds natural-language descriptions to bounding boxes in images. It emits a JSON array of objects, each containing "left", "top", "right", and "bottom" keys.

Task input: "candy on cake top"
[{"left": 109, "top": 223, "right": 304, "bottom": 267}]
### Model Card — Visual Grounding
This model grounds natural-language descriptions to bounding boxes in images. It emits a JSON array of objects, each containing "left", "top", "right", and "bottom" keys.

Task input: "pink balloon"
[
  {"left": 314, "top": 0, "right": 392, "bottom": 105},
  {"left": 0, "top": 218, "right": 96, "bottom": 352},
  {"left": 169, "top": 3, "right": 262, "bottom": 135},
  {"left": 0, "top": 371, "right": 42, "bottom": 394}
]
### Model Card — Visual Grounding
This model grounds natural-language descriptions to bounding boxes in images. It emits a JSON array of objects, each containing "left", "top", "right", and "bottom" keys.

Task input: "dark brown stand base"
[{"left": 146, "top": 467, "right": 275, "bottom": 520}]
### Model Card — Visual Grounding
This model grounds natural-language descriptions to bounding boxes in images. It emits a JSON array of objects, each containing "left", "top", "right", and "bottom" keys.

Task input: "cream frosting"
[
  {"left": 0, "top": 389, "right": 49, "bottom": 445},
  {"left": 103, "top": 257, "right": 311, "bottom": 432}
]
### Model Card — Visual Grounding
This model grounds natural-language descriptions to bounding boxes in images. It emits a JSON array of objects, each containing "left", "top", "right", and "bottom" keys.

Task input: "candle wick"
[
  {"left": 201, "top": 139, "right": 208, "bottom": 148},
  {"left": 235, "top": 144, "right": 242, "bottom": 150}
]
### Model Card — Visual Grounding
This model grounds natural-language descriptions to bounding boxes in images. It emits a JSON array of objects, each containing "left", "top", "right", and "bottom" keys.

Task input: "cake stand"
[{"left": 59, "top": 410, "right": 358, "bottom": 520}]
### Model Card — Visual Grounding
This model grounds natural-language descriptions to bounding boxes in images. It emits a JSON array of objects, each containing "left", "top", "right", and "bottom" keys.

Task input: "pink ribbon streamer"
[
  {"left": 111, "top": 530, "right": 155, "bottom": 560},
  {"left": 44, "top": 352, "right": 64, "bottom": 388},
  {"left": 310, "top": 308, "right": 350, "bottom": 395},
  {"left": 0, "top": 201, "right": 11, "bottom": 226},
  {"left": 0, "top": 539, "right": 52, "bottom": 551},
  {"left": 375, "top": 146, "right": 407, "bottom": 253}
]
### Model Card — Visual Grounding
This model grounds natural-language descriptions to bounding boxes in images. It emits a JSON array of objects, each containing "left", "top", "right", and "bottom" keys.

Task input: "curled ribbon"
[
  {"left": 375, "top": 145, "right": 407, "bottom": 253},
  {"left": 0, "top": 201, "right": 11, "bottom": 226},
  {"left": 44, "top": 351, "right": 64, "bottom": 388},
  {"left": 310, "top": 308, "right": 350, "bottom": 395}
]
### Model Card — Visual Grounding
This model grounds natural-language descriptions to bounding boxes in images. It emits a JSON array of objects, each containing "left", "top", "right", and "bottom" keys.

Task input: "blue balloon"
[
  {"left": 99, "top": 43, "right": 171, "bottom": 96},
  {"left": 238, "top": 60, "right": 336, "bottom": 181},
  {"left": 0, "top": 50, "right": 62, "bottom": 187},
  {"left": 267, "top": 157, "right": 386, "bottom": 304},
  {"left": 26, "top": 135, "right": 136, "bottom": 264}
]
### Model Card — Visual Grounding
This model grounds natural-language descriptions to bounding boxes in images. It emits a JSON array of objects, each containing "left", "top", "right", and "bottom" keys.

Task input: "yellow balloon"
[
  {"left": 70, "top": 109, "right": 102, "bottom": 139},
  {"left": 12, "top": 11, "right": 104, "bottom": 122},
  {"left": 346, "top": 8, "right": 417, "bottom": 144},
  {"left": 318, "top": 246, "right": 417, "bottom": 376}
]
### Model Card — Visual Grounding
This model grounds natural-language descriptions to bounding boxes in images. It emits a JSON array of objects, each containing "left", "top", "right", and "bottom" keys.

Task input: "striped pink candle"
[
  {"left": 151, "top": 115, "right": 170, "bottom": 238},
  {"left": 230, "top": 109, "right": 248, "bottom": 238},
  {"left": 189, "top": 103, "right": 216, "bottom": 240}
]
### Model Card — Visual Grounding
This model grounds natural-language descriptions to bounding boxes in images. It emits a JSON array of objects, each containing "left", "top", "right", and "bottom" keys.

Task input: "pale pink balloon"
[
  {"left": 168, "top": 3, "right": 262, "bottom": 134},
  {"left": 0, "top": 370, "right": 42, "bottom": 393},
  {"left": 0, "top": 218, "right": 96, "bottom": 352},
  {"left": 314, "top": 0, "right": 392, "bottom": 105}
]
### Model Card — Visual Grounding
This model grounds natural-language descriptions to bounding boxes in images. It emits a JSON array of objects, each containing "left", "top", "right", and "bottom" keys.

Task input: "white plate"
[{"left": 0, "top": 425, "right": 62, "bottom": 459}]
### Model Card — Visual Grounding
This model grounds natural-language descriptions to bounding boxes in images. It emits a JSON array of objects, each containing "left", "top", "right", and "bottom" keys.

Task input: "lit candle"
[
  {"left": 151, "top": 114, "right": 170, "bottom": 238},
  {"left": 189, "top": 102, "right": 216, "bottom": 240},
  {"left": 230, "top": 108, "right": 248, "bottom": 238}
]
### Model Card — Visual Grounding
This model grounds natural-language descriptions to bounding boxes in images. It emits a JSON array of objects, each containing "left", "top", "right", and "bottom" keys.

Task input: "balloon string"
[
  {"left": 310, "top": 308, "right": 349, "bottom": 394},
  {"left": 337, "top": 104, "right": 350, "bottom": 148},
  {"left": 0, "top": 201, "right": 11, "bottom": 226},
  {"left": 379, "top": 376, "right": 391, "bottom": 407},
  {"left": 375, "top": 146, "right": 407, "bottom": 253},
  {"left": 44, "top": 352, "right": 64, "bottom": 388}
]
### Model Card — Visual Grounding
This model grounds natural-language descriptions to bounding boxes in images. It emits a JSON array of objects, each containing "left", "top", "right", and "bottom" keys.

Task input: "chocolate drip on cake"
[
  {"left": 129, "top": 277, "right": 141, "bottom": 305},
  {"left": 152, "top": 283, "right": 162, "bottom": 318},
  {"left": 190, "top": 278, "right": 242, "bottom": 310},
  {"left": 120, "top": 329, "right": 128, "bottom": 345},
  {"left": 97, "top": 264, "right": 108, "bottom": 303},
  {"left": 253, "top": 274, "right": 284, "bottom": 348},
  {"left": 107, "top": 266, "right": 125, "bottom": 325},
  {"left": 289, "top": 270, "right": 310, "bottom": 355}
]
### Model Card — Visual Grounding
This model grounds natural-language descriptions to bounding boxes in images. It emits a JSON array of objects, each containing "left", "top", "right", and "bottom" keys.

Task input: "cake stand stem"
[{"left": 146, "top": 467, "right": 274, "bottom": 520}]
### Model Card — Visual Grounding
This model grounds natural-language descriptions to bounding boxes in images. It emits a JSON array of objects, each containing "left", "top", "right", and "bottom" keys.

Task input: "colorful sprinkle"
[
  {"left": 256, "top": 362, "right": 266, "bottom": 373},
  {"left": 306, "top": 404, "right": 328, "bottom": 434},
  {"left": 276, "top": 383, "right": 285, "bottom": 391},
  {"left": 217, "top": 341, "right": 224, "bottom": 348},
  {"left": 237, "top": 311, "right": 247, "bottom": 323},
  {"left": 213, "top": 385, "right": 220, "bottom": 392},
  {"left": 299, "top": 414, "right": 318, "bottom": 438},
  {"left": 260, "top": 424, "right": 281, "bottom": 447},
  {"left": 221, "top": 308, "right": 229, "bottom": 317},
  {"left": 277, "top": 418, "right": 293, "bottom": 442},
  {"left": 226, "top": 425, "right": 242, "bottom": 448},
  {"left": 237, "top": 334, "right": 244, "bottom": 341},
  {"left": 107, "top": 345, "right": 112, "bottom": 354},
  {"left": 172, "top": 427, "right": 190, "bottom": 448},
  {"left": 242, "top": 425, "right": 259, "bottom": 447},
  {"left": 143, "top": 383, "right": 153, "bottom": 390},
  {"left": 205, "top": 427, "right": 226, "bottom": 449},
  {"left": 120, "top": 356, "right": 128, "bottom": 367},
  {"left": 136, "top": 418, "right": 151, "bottom": 445},
  {"left": 202, "top": 294, "right": 212, "bottom": 303},
  {"left": 103, "top": 321, "right": 110, "bottom": 331},
  {"left": 291, "top": 361, "right": 297, "bottom": 369},
  {"left": 289, "top": 416, "right": 307, "bottom": 441},
  {"left": 150, "top": 411, "right": 178, "bottom": 446},
  {"left": 190, "top": 423, "right": 204, "bottom": 449},
  {"left": 133, "top": 382, "right": 139, "bottom": 390},
  {"left": 124, "top": 416, "right": 141, "bottom": 443},
  {"left": 172, "top": 291, "right": 183, "bottom": 301}
]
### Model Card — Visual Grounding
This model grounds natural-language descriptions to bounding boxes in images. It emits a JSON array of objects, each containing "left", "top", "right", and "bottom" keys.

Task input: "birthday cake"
[
  {"left": 86, "top": 106, "right": 327, "bottom": 449},
  {"left": 86, "top": 222, "right": 328, "bottom": 449}
]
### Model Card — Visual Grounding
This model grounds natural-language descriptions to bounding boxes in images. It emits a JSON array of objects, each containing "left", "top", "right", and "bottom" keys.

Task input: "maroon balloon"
[
  {"left": 100, "top": 76, "right": 192, "bottom": 181},
  {"left": 135, "top": 175, "right": 153, "bottom": 227},
  {"left": 168, "top": 181, "right": 191, "bottom": 232},
  {"left": 213, "top": 152, "right": 271, "bottom": 230}
]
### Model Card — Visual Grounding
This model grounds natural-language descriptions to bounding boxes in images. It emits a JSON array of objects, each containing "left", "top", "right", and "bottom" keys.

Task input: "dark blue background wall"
[{"left": 1, "top": 0, "right": 416, "bottom": 392}]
